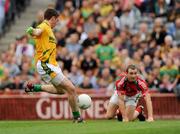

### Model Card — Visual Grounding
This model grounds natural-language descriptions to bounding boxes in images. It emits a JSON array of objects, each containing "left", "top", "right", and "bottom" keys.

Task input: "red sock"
[
  {"left": 135, "top": 106, "right": 142, "bottom": 114},
  {"left": 116, "top": 109, "right": 121, "bottom": 115},
  {"left": 116, "top": 109, "right": 122, "bottom": 121}
]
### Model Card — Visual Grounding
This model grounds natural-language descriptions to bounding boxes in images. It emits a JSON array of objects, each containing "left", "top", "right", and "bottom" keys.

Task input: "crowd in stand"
[
  {"left": 0, "top": 0, "right": 179, "bottom": 95},
  {"left": 0, "top": 0, "right": 31, "bottom": 37}
]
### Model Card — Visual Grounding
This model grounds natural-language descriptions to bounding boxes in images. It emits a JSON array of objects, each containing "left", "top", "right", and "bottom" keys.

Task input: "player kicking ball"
[
  {"left": 106, "top": 64, "right": 154, "bottom": 122},
  {"left": 25, "top": 8, "right": 83, "bottom": 123}
]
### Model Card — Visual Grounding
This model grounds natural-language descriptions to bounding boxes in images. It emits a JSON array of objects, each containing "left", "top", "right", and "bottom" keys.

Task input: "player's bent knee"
[
  {"left": 107, "top": 117, "right": 113, "bottom": 120},
  {"left": 57, "top": 89, "right": 65, "bottom": 94},
  {"left": 106, "top": 115, "right": 114, "bottom": 120},
  {"left": 60, "top": 77, "right": 76, "bottom": 95},
  {"left": 66, "top": 85, "right": 76, "bottom": 95},
  {"left": 128, "top": 117, "right": 134, "bottom": 121},
  {"left": 69, "top": 87, "right": 76, "bottom": 95},
  {"left": 106, "top": 112, "right": 114, "bottom": 119},
  {"left": 127, "top": 115, "right": 134, "bottom": 121}
]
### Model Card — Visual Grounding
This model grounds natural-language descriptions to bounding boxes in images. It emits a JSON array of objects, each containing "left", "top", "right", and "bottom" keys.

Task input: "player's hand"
[
  {"left": 146, "top": 117, "right": 154, "bottom": 122},
  {"left": 26, "top": 27, "right": 34, "bottom": 35},
  {"left": 123, "top": 117, "right": 129, "bottom": 122}
]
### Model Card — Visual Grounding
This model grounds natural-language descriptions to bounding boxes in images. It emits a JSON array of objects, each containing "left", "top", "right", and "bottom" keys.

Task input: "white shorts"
[
  {"left": 36, "top": 60, "right": 65, "bottom": 86},
  {"left": 109, "top": 91, "right": 141, "bottom": 107},
  {"left": 109, "top": 90, "right": 119, "bottom": 105},
  {"left": 124, "top": 93, "right": 141, "bottom": 107}
]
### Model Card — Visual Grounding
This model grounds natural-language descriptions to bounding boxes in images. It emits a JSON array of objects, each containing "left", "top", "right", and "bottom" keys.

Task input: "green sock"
[
  {"left": 34, "top": 85, "right": 42, "bottom": 92},
  {"left": 72, "top": 111, "right": 80, "bottom": 119}
]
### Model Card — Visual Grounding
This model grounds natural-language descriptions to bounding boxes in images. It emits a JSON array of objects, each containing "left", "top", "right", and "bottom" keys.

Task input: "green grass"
[{"left": 0, "top": 120, "right": 180, "bottom": 134}]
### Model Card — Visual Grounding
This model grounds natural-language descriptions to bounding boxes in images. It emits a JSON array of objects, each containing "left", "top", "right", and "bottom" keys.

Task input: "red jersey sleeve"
[
  {"left": 115, "top": 76, "right": 126, "bottom": 95},
  {"left": 138, "top": 78, "right": 149, "bottom": 97}
]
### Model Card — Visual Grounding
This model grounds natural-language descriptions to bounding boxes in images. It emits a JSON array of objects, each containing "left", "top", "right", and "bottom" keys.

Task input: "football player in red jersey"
[{"left": 106, "top": 64, "right": 154, "bottom": 122}]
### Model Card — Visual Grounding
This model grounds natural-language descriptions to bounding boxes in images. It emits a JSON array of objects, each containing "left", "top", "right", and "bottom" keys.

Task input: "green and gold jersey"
[{"left": 34, "top": 20, "right": 57, "bottom": 66}]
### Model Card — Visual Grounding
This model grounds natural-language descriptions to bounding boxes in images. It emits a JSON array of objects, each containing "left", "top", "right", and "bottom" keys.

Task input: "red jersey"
[{"left": 115, "top": 74, "right": 149, "bottom": 97}]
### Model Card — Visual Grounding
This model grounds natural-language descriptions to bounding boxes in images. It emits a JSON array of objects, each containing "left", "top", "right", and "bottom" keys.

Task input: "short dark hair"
[
  {"left": 126, "top": 64, "right": 138, "bottom": 72},
  {"left": 44, "top": 8, "right": 59, "bottom": 20}
]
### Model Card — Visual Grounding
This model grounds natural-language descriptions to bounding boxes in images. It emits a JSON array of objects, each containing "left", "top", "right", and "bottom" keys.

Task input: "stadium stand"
[{"left": 0, "top": 0, "right": 179, "bottom": 98}]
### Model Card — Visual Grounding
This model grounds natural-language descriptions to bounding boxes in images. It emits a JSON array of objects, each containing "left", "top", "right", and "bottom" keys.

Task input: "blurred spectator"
[
  {"left": 154, "top": 0, "right": 168, "bottom": 17},
  {"left": 84, "top": 70, "right": 98, "bottom": 89},
  {"left": 0, "top": 60, "right": 5, "bottom": 84},
  {"left": 80, "top": 48, "right": 98, "bottom": 73},
  {"left": 67, "top": 9, "right": 83, "bottom": 35},
  {"left": 19, "top": 62, "right": 34, "bottom": 82},
  {"left": 119, "top": 0, "right": 141, "bottom": 30},
  {"left": 128, "top": 34, "right": 140, "bottom": 57},
  {"left": 0, "top": 68, "right": 11, "bottom": 90},
  {"left": 2, "top": 75, "right": 25, "bottom": 90},
  {"left": 174, "top": 75, "right": 180, "bottom": 98},
  {"left": 99, "top": 0, "right": 113, "bottom": 17},
  {"left": 0, "top": 0, "right": 5, "bottom": 36},
  {"left": 97, "top": 68, "right": 113, "bottom": 89},
  {"left": 56, "top": 27, "right": 68, "bottom": 47},
  {"left": 65, "top": 33, "right": 82, "bottom": 55},
  {"left": 96, "top": 35, "right": 115, "bottom": 64},
  {"left": 81, "top": 30, "right": 99, "bottom": 49},
  {"left": 151, "top": 18, "right": 167, "bottom": 45},
  {"left": 118, "top": 49, "right": 131, "bottom": 69},
  {"left": 55, "top": 30, "right": 66, "bottom": 47},
  {"left": 81, "top": 0, "right": 93, "bottom": 19},
  {"left": 15, "top": 35, "right": 34, "bottom": 65},
  {"left": 174, "top": 18, "right": 180, "bottom": 45},
  {"left": 57, "top": 8, "right": 70, "bottom": 30},
  {"left": 119, "top": 29, "right": 131, "bottom": 49},
  {"left": 2, "top": 0, "right": 31, "bottom": 34},
  {"left": 146, "top": 72, "right": 160, "bottom": 91},
  {"left": 3, "top": 53, "right": 20, "bottom": 77},
  {"left": 92, "top": 3, "right": 101, "bottom": 22},
  {"left": 72, "top": 0, "right": 82, "bottom": 9},
  {"left": 67, "top": 65, "right": 83, "bottom": 86},
  {"left": 99, "top": 60, "right": 115, "bottom": 77},
  {"left": 31, "top": 10, "right": 44, "bottom": 28},
  {"left": 143, "top": 54, "right": 152, "bottom": 73},
  {"left": 79, "top": 76, "right": 93, "bottom": 89},
  {"left": 111, "top": 51, "right": 122, "bottom": 70},
  {"left": 160, "top": 35, "right": 174, "bottom": 59},
  {"left": 137, "top": 21, "right": 150, "bottom": 42},
  {"left": 55, "top": 0, "right": 65, "bottom": 12},
  {"left": 145, "top": 39, "right": 157, "bottom": 57},
  {"left": 160, "top": 58, "right": 179, "bottom": 82},
  {"left": 159, "top": 74, "right": 178, "bottom": 93},
  {"left": 167, "top": 0, "right": 180, "bottom": 22},
  {"left": 56, "top": 47, "right": 73, "bottom": 72},
  {"left": 1, "top": 0, "right": 179, "bottom": 93},
  {"left": 64, "top": 0, "right": 74, "bottom": 14},
  {"left": 84, "top": 15, "right": 96, "bottom": 33},
  {"left": 112, "top": 36, "right": 123, "bottom": 51}
]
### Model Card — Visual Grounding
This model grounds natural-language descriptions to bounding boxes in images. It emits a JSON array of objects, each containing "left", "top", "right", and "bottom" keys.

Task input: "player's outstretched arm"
[
  {"left": 144, "top": 93, "right": 154, "bottom": 122},
  {"left": 119, "top": 95, "right": 128, "bottom": 122},
  {"left": 26, "top": 27, "right": 43, "bottom": 36}
]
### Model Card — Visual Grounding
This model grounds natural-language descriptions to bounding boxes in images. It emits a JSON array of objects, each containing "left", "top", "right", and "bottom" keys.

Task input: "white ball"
[{"left": 78, "top": 94, "right": 92, "bottom": 110}]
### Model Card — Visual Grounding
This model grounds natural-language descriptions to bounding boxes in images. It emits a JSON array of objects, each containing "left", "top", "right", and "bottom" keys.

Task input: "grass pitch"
[{"left": 0, "top": 120, "right": 180, "bottom": 134}]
